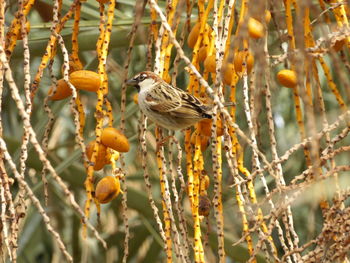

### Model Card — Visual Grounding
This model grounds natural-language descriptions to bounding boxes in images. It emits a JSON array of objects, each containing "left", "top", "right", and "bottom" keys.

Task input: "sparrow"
[{"left": 127, "top": 71, "right": 212, "bottom": 130}]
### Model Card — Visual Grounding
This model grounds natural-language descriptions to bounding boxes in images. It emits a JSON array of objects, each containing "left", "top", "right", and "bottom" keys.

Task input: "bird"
[{"left": 126, "top": 71, "right": 213, "bottom": 130}]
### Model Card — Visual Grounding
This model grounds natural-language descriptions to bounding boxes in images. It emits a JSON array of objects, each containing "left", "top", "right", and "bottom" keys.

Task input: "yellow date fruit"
[
  {"left": 86, "top": 140, "right": 111, "bottom": 171},
  {"left": 187, "top": 22, "right": 212, "bottom": 49},
  {"left": 204, "top": 55, "right": 216, "bottom": 73},
  {"left": 222, "top": 63, "right": 235, "bottom": 85},
  {"left": 69, "top": 70, "right": 100, "bottom": 92},
  {"left": 48, "top": 79, "right": 72, "bottom": 101},
  {"left": 277, "top": 69, "right": 298, "bottom": 88},
  {"left": 199, "top": 118, "right": 224, "bottom": 137},
  {"left": 95, "top": 176, "right": 120, "bottom": 204},
  {"left": 198, "top": 46, "right": 209, "bottom": 63},
  {"left": 248, "top": 18, "right": 264, "bottom": 39},
  {"left": 234, "top": 51, "right": 254, "bottom": 74},
  {"left": 265, "top": 10, "right": 272, "bottom": 24},
  {"left": 101, "top": 127, "right": 130, "bottom": 152}
]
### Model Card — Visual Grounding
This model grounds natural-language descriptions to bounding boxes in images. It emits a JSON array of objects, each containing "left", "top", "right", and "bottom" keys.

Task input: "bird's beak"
[{"left": 126, "top": 78, "right": 137, "bottom": 86}]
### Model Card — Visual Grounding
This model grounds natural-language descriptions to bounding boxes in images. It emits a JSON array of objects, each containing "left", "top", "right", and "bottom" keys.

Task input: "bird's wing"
[
  {"left": 149, "top": 84, "right": 211, "bottom": 119},
  {"left": 147, "top": 83, "right": 182, "bottom": 112},
  {"left": 173, "top": 91, "right": 212, "bottom": 119}
]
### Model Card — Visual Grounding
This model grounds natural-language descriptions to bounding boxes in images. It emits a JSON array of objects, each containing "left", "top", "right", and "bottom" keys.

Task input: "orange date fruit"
[
  {"left": 95, "top": 176, "right": 120, "bottom": 204},
  {"left": 233, "top": 51, "right": 254, "bottom": 74},
  {"left": 277, "top": 69, "right": 298, "bottom": 88},
  {"left": 248, "top": 18, "right": 264, "bottom": 39},
  {"left": 101, "top": 127, "right": 130, "bottom": 152},
  {"left": 86, "top": 140, "right": 111, "bottom": 171},
  {"left": 48, "top": 79, "right": 72, "bottom": 101},
  {"left": 69, "top": 70, "right": 100, "bottom": 92}
]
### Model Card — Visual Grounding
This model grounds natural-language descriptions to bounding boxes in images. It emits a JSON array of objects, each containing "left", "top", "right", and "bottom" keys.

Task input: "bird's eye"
[{"left": 138, "top": 74, "right": 147, "bottom": 81}]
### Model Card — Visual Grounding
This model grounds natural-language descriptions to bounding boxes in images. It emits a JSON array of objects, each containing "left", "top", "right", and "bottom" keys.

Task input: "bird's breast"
[{"left": 138, "top": 91, "right": 149, "bottom": 111}]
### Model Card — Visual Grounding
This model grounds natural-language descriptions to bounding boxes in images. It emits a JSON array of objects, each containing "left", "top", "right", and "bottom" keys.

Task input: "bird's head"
[{"left": 126, "top": 71, "right": 161, "bottom": 92}]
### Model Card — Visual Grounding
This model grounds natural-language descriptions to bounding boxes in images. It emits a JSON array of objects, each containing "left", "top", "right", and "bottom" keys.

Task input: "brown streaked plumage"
[{"left": 127, "top": 71, "right": 212, "bottom": 130}]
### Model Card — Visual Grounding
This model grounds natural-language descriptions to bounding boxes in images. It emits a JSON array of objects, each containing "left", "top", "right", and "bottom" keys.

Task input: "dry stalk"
[
  {"left": 156, "top": 130, "right": 185, "bottom": 262},
  {"left": 245, "top": 165, "right": 350, "bottom": 262},
  {"left": 168, "top": 136, "right": 190, "bottom": 262},
  {"left": 41, "top": 61, "right": 57, "bottom": 205},
  {"left": 171, "top": 0, "right": 194, "bottom": 86},
  {"left": 0, "top": 44, "right": 107, "bottom": 249},
  {"left": 118, "top": 2, "right": 146, "bottom": 261},
  {"left": 211, "top": 0, "right": 226, "bottom": 260},
  {"left": 138, "top": 114, "right": 168, "bottom": 251},
  {"left": 0, "top": 164, "right": 13, "bottom": 261},
  {"left": 249, "top": 110, "right": 350, "bottom": 180},
  {"left": 0, "top": 138, "right": 73, "bottom": 262},
  {"left": 263, "top": 39, "right": 296, "bottom": 263}
]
